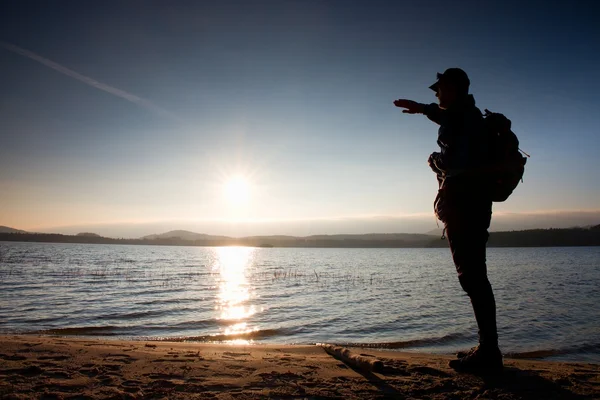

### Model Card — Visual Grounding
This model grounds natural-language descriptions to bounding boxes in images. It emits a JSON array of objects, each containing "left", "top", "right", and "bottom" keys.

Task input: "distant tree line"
[
  {"left": 1, "top": 225, "right": 599, "bottom": 248},
  {"left": 487, "top": 225, "right": 600, "bottom": 247}
]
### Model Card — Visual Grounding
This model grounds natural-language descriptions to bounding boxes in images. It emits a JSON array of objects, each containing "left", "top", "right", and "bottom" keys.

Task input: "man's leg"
[
  {"left": 448, "top": 226, "right": 498, "bottom": 347},
  {"left": 445, "top": 205, "right": 502, "bottom": 371}
]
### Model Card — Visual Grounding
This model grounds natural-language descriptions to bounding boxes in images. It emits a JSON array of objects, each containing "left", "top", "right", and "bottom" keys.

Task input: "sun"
[{"left": 223, "top": 176, "right": 251, "bottom": 205}]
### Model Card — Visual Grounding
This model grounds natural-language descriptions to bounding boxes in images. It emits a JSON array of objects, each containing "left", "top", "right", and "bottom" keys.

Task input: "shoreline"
[
  {"left": 1, "top": 335, "right": 598, "bottom": 399},
  {"left": 5, "top": 332, "right": 599, "bottom": 364}
]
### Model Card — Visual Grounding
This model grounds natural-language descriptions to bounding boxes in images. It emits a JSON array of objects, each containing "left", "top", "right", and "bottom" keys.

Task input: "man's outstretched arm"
[
  {"left": 393, "top": 99, "right": 425, "bottom": 114},
  {"left": 394, "top": 99, "right": 442, "bottom": 125}
]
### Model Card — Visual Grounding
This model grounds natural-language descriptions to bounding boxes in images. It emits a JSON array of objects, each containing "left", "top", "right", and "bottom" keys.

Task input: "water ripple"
[{"left": 1, "top": 242, "right": 599, "bottom": 361}]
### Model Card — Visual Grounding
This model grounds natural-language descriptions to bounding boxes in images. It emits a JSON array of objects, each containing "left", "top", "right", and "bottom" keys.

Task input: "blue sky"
[{"left": 1, "top": 0, "right": 599, "bottom": 236}]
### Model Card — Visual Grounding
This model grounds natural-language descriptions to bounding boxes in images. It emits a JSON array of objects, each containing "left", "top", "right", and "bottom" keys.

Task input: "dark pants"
[{"left": 444, "top": 200, "right": 498, "bottom": 347}]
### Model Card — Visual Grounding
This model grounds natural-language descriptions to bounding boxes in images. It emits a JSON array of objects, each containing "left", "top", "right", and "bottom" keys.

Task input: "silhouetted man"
[{"left": 394, "top": 68, "right": 502, "bottom": 372}]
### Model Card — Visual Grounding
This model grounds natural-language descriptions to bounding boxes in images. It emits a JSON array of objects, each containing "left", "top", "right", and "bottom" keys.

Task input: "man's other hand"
[{"left": 393, "top": 99, "right": 425, "bottom": 114}]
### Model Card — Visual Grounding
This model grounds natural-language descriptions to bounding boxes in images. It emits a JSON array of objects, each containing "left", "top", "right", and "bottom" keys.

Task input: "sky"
[{"left": 1, "top": 0, "right": 599, "bottom": 237}]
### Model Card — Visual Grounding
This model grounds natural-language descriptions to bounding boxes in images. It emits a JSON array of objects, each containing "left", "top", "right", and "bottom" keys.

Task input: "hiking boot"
[{"left": 449, "top": 345, "right": 503, "bottom": 373}]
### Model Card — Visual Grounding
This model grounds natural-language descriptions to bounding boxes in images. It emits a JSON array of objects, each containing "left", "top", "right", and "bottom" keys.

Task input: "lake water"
[{"left": 1, "top": 242, "right": 599, "bottom": 362}]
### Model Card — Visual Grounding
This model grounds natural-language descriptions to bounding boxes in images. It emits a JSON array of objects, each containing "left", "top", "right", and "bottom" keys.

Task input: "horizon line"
[{"left": 12, "top": 207, "right": 600, "bottom": 233}]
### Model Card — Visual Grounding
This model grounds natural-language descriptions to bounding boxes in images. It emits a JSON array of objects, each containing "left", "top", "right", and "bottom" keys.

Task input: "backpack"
[{"left": 483, "top": 109, "right": 529, "bottom": 202}]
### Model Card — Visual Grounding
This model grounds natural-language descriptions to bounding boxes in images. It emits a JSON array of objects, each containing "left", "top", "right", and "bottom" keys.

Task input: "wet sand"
[{"left": 0, "top": 335, "right": 598, "bottom": 399}]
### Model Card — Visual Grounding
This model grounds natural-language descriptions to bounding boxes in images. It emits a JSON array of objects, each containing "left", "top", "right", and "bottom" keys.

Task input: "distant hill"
[
  {"left": 0, "top": 226, "right": 27, "bottom": 234},
  {"left": 142, "top": 230, "right": 230, "bottom": 241},
  {"left": 76, "top": 232, "right": 101, "bottom": 237},
  {"left": 425, "top": 228, "right": 444, "bottom": 236}
]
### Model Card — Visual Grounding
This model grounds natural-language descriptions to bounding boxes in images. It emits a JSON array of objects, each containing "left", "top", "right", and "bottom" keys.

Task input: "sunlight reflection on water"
[{"left": 213, "top": 247, "right": 257, "bottom": 341}]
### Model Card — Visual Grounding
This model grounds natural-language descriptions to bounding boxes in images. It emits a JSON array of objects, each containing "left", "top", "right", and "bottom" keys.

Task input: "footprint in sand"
[
  {"left": 0, "top": 365, "right": 44, "bottom": 377},
  {"left": 102, "top": 353, "right": 136, "bottom": 364},
  {"left": 96, "top": 374, "right": 116, "bottom": 385},
  {"left": 80, "top": 366, "right": 101, "bottom": 377},
  {"left": 227, "top": 364, "right": 257, "bottom": 373},
  {"left": 38, "top": 355, "right": 70, "bottom": 361},
  {"left": 144, "top": 372, "right": 185, "bottom": 380},
  {"left": 185, "top": 377, "right": 205, "bottom": 384},
  {"left": 43, "top": 369, "right": 72, "bottom": 379},
  {"left": 0, "top": 353, "right": 27, "bottom": 361},
  {"left": 22, "top": 342, "right": 43, "bottom": 348},
  {"left": 222, "top": 351, "right": 250, "bottom": 357},
  {"left": 34, "top": 381, "right": 89, "bottom": 394},
  {"left": 102, "top": 364, "right": 123, "bottom": 372},
  {"left": 150, "top": 379, "right": 177, "bottom": 388},
  {"left": 152, "top": 358, "right": 194, "bottom": 363},
  {"left": 121, "top": 379, "right": 143, "bottom": 387}
]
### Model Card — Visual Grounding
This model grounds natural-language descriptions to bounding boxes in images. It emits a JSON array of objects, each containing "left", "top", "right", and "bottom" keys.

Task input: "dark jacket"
[
  {"left": 424, "top": 95, "right": 490, "bottom": 220},
  {"left": 424, "top": 94, "right": 487, "bottom": 175}
]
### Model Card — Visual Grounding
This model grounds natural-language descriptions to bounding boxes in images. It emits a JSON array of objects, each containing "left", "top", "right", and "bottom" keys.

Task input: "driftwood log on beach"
[{"left": 320, "top": 344, "right": 383, "bottom": 372}]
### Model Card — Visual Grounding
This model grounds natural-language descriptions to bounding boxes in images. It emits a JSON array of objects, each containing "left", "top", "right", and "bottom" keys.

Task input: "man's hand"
[{"left": 393, "top": 99, "right": 425, "bottom": 114}]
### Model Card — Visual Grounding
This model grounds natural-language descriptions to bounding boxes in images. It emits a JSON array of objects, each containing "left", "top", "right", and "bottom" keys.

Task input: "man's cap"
[{"left": 429, "top": 68, "right": 470, "bottom": 93}]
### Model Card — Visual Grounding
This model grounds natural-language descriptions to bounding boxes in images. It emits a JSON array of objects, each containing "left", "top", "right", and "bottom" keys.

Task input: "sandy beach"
[{"left": 0, "top": 336, "right": 598, "bottom": 399}]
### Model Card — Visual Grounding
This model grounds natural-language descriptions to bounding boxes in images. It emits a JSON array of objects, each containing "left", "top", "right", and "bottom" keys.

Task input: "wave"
[
  {"left": 28, "top": 320, "right": 287, "bottom": 341},
  {"left": 92, "top": 308, "right": 195, "bottom": 321},
  {"left": 135, "top": 297, "right": 205, "bottom": 306},
  {"left": 118, "top": 288, "right": 182, "bottom": 297},
  {"left": 29, "top": 318, "right": 221, "bottom": 336},
  {"left": 506, "top": 342, "right": 600, "bottom": 359},
  {"left": 150, "top": 328, "right": 288, "bottom": 342},
  {"left": 34, "top": 326, "right": 120, "bottom": 336},
  {"left": 330, "top": 332, "right": 470, "bottom": 349}
]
